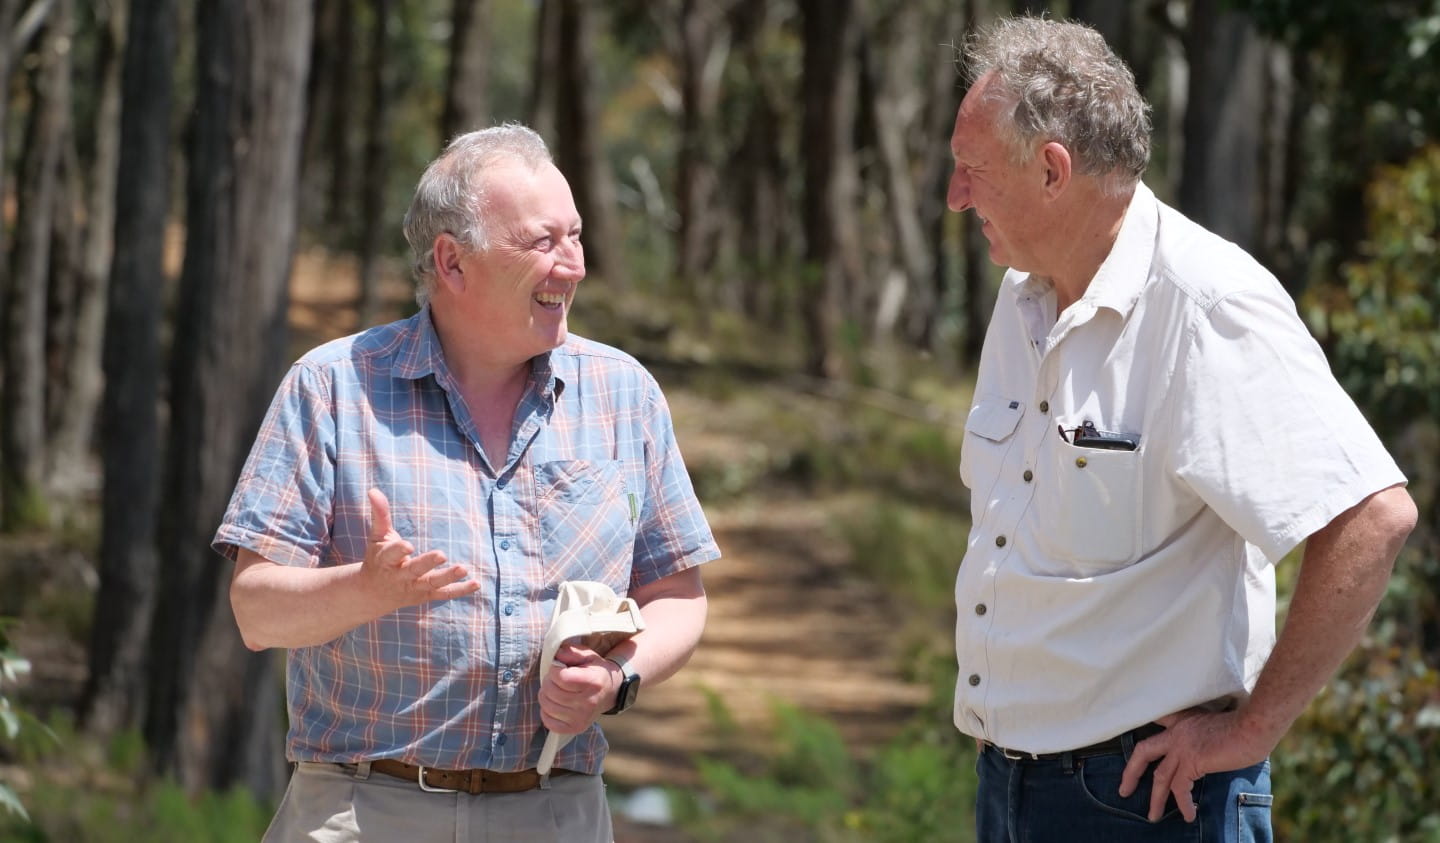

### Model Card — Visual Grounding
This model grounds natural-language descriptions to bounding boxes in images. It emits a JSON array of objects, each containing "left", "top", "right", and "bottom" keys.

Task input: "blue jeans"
[{"left": 975, "top": 740, "right": 1272, "bottom": 842}]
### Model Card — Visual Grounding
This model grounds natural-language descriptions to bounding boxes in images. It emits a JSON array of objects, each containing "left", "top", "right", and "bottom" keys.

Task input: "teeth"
[{"left": 535, "top": 292, "right": 565, "bottom": 305}]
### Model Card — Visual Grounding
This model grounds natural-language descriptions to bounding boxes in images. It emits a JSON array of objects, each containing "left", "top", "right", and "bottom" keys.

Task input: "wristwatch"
[{"left": 603, "top": 653, "right": 641, "bottom": 715}]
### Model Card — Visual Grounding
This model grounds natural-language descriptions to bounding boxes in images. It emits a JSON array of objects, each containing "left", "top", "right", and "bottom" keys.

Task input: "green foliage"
[
  {"left": 1272, "top": 639, "right": 1440, "bottom": 842},
  {"left": 0, "top": 618, "right": 53, "bottom": 824},
  {"left": 1304, "top": 145, "right": 1440, "bottom": 435},
  {"left": 837, "top": 502, "right": 969, "bottom": 611},
  {"left": 0, "top": 716, "right": 270, "bottom": 842},
  {"left": 676, "top": 691, "right": 977, "bottom": 843}
]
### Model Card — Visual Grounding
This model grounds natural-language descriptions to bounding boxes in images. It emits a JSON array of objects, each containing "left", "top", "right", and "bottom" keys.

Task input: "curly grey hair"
[
  {"left": 402, "top": 123, "right": 553, "bottom": 306},
  {"left": 965, "top": 16, "right": 1151, "bottom": 194}
]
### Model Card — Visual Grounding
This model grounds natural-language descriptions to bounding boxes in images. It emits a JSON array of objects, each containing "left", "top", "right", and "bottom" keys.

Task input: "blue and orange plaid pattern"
[{"left": 213, "top": 308, "right": 720, "bottom": 774}]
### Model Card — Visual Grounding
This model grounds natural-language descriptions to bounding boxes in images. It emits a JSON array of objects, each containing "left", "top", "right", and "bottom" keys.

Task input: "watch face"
[{"left": 619, "top": 676, "right": 640, "bottom": 711}]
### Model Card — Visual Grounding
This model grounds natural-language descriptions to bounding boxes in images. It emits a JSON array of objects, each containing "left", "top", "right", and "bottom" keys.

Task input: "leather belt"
[
  {"left": 368, "top": 759, "right": 578, "bottom": 794},
  {"left": 989, "top": 722, "right": 1165, "bottom": 762}
]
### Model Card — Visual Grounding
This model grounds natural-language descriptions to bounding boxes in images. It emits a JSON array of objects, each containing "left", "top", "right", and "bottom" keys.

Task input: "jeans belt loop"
[{"left": 353, "top": 760, "right": 372, "bottom": 781}]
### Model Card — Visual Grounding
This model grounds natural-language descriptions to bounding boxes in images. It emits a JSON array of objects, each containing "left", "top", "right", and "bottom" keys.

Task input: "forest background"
[{"left": 0, "top": 0, "right": 1437, "bottom": 840}]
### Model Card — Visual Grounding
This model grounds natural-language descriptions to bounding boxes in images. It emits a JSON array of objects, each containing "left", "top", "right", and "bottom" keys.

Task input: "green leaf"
[{"left": 0, "top": 784, "right": 29, "bottom": 822}]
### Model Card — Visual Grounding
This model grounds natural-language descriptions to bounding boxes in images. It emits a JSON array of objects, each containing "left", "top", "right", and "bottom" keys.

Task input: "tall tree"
[
  {"left": 356, "top": 0, "right": 393, "bottom": 328},
  {"left": 2, "top": 0, "right": 70, "bottom": 531},
  {"left": 664, "top": 0, "right": 733, "bottom": 298},
  {"left": 1178, "top": 0, "right": 1267, "bottom": 253},
  {"left": 81, "top": 0, "right": 173, "bottom": 737},
  {"left": 440, "top": 0, "right": 491, "bottom": 141},
  {"left": 798, "top": 0, "right": 861, "bottom": 379},
  {"left": 146, "top": 0, "right": 312, "bottom": 798},
  {"left": 48, "top": 0, "right": 127, "bottom": 503},
  {"left": 552, "top": 0, "right": 625, "bottom": 286}
]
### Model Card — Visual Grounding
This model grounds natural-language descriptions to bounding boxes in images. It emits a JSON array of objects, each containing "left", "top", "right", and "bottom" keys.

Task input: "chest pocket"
[
  {"left": 1034, "top": 435, "right": 1142, "bottom": 572},
  {"left": 535, "top": 460, "right": 636, "bottom": 590},
  {"left": 960, "top": 396, "right": 1024, "bottom": 493}
]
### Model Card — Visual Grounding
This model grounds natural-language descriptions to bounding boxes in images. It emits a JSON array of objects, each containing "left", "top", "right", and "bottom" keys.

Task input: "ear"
[
  {"left": 432, "top": 234, "right": 466, "bottom": 293},
  {"left": 1038, "top": 141, "right": 1072, "bottom": 198}
]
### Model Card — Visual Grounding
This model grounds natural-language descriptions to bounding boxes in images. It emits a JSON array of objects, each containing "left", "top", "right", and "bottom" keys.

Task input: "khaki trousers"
[{"left": 262, "top": 761, "right": 614, "bottom": 843}]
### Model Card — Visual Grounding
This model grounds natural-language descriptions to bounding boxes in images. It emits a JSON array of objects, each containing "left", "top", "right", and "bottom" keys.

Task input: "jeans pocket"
[
  {"left": 1236, "top": 791, "right": 1273, "bottom": 843},
  {"left": 1076, "top": 754, "right": 1188, "bottom": 825}
]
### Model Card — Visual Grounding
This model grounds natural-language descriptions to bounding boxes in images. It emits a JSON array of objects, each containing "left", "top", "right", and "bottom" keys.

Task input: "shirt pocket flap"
[{"left": 966, "top": 397, "right": 1025, "bottom": 443}]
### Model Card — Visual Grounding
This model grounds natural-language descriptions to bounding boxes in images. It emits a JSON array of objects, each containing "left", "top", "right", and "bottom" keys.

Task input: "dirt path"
[{"left": 600, "top": 496, "right": 934, "bottom": 787}]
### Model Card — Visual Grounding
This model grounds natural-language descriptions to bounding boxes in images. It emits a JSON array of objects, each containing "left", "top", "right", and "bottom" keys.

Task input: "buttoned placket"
[
  {"left": 963, "top": 291, "right": 1070, "bottom": 738},
  {"left": 485, "top": 378, "right": 555, "bottom": 767}
]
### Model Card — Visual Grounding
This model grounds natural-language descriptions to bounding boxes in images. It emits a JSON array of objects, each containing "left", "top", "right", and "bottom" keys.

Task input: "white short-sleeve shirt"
[{"left": 953, "top": 182, "right": 1406, "bottom": 754}]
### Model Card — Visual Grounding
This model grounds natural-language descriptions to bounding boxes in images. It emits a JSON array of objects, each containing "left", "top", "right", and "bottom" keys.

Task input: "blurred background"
[{"left": 0, "top": 0, "right": 1437, "bottom": 840}]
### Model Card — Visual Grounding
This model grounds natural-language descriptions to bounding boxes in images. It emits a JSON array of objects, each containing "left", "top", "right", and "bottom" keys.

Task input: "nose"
[
  {"left": 947, "top": 166, "right": 972, "bottom": 213},
  {"left": 553, "top": 237, "right": 586, "bottom": 283}
]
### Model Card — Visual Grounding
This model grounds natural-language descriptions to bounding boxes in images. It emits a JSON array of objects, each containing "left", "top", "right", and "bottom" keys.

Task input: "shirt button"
[
  {"left": 1076, "top": 456, "right": 1088, "bottom": 468},
  {"left": 503, "top": 603, "right": 515, "bottom": 616},
  {"left": 1039, "top": 401, "right": 1049, "bottom": 413},
  {"left": 1022, "top": 469, "right": 1033, "bottom": 482},
  {"left": 496, "top": 733, "right": 507, "bottom": 746},
  {"left": 500, "top": 539, "right": 511, "bottom": 550},
  {"left": 975, "top": 603, "right": 987, "bottom": 616},
  {"left": 503, "top": 669, "right": 515, "bottom": 682},
  {"left": 968, "top": 674, "right": 981, "bottom": 687},
  {"left": 995, "top": 535, "right": 1007, "bottom": 548}
]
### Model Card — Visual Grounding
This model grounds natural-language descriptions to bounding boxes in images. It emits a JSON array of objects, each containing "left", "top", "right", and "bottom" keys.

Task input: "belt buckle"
[{"left": 416, "top": 765, "right": 459, "bottom": 794}]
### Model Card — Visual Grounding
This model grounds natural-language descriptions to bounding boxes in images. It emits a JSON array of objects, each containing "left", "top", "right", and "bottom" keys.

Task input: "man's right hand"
[{"left": 361, "top": 488, "right": 480, "bottom": 612}]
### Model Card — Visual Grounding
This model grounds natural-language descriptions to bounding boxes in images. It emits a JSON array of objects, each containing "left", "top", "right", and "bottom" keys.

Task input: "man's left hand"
[{"left": 1117, "top": 709, "right": 1275, "bottom": 823}]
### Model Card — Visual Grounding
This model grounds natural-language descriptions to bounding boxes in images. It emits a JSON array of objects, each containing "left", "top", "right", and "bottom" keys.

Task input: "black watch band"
[{"left": 603, "top": 653, "right": 641, "bottom": 715}]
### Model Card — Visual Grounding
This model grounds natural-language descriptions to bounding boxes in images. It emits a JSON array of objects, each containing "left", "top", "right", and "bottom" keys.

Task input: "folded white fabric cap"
[{"left": 536, "top": 581, "right": 646, "bottom": 775}]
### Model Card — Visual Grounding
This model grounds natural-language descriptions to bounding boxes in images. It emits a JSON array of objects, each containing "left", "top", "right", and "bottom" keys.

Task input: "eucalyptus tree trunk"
[
  {"left": 554, "top": 0, "right": 625, "bottom": 287},
  {"left": 1179, "top": 0, "right": 1266, "bottom": 253},
  {"left": 441, "top": 0, "right": 490, "bottom": 141},
  {"left": 799, "top": 0, "right": 860, "bottom": 379},
  {"left": 146, "top": 0, "right": 311, "bottom": 799},
  {"left": 49, "top": 0, "right": 126, "bottom": 504},
  {"left": 81, "top": 0, "right": 172, "bottom": 739},
  {"left": 2, "top": 0, "right": 70, "bottom": 532}
]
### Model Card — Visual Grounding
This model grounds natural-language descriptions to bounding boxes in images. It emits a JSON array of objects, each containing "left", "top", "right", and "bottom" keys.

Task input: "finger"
[
  {"left": 401, "top": 549, "right": 449, "bottom": 578},
  {"left": 429, "top": 579, "right": 482, "bottom": 601},
  {"left": 1171, "top": 775, "right": 1197, "bottom": 823},
  {"left": 1148, "top": 755, "right": 1179, "bottom": 822},
  {"left": 1119, "top": 736, "right": 1164, "bottom": 797},
  {"left": 367, "top": 488, "right": 393, "bottom": 543}
]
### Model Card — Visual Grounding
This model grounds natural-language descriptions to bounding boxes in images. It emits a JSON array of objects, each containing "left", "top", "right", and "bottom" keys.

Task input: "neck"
[
  {"left": 429, "top": 300, "right": 532, "bottom": 396},
  {"left": 1045, "top": 182, "right": 1133, "bottom": 313}
]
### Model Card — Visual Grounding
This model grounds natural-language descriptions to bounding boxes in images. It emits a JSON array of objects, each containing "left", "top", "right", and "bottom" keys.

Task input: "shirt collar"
[
  {"left": 1080, "top": 180, "right": 1159, "bottom": 318},
  {"left": 390, "top": 305, "right": 564, "bottom": 400}
]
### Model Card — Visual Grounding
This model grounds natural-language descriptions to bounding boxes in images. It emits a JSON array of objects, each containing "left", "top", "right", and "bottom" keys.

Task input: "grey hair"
[
  {"left": 402, "top": 123, "right": 553, "bottom": 306},
  {"left": 965, "top": 16, "right": 1151, "bottom": 194}
]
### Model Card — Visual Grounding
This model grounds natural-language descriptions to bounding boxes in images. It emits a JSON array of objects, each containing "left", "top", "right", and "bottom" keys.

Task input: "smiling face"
[
  {"left": 449, "top": 161, "right": 586, "bottom": 364},
  {"left": 948, "top": 74, "right": 1050, "bottom": 273}
]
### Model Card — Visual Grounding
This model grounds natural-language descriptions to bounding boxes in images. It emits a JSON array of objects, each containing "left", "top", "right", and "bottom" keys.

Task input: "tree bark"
[
  {"left": 48, "top": 0, "right": 126, "bottom": 503},
  {"left": 440, "top": 0, "right": 490, "bottom": 142},
  {"left": 356, "top": 0, "right": 392, "bottom": 329},
  {"left": 668, "top": 0, "right": 731, "bottom": 298},
  {"left": 2, "top": 0, "right": 70, "bottom": 532},
  {"left": 528, "top": 0, "right": 559, "bottom": 140},
  {"left": 553, "top": 0, "right": 625, "bottom": 287},
  {"left": 1179, "top": 0, "right": 1266, "bottom": 252},
  {"left": 81, "top": 0, "right": 170, "bottom": 738},
  {"left": 146, "top": 0, "right": 311, "bottom": 799},
  {"left": 799, "top": 0, "right": 859, "bottom": 379}
]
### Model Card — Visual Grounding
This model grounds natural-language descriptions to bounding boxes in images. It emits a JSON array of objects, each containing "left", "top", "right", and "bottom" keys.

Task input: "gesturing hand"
[{"left": 360, "top": 487, "right": 480, "bottom": 611}]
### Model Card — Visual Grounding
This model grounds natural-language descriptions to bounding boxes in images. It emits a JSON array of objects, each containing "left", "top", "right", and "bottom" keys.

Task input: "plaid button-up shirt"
[{"left": 213, "top": 307, "right": 720, "bottom": 774}]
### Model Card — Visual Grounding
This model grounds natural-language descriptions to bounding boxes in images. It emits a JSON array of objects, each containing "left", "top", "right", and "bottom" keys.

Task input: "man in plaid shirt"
[{"left": 214, "top": 124, "right": 720, "bottom": 842}]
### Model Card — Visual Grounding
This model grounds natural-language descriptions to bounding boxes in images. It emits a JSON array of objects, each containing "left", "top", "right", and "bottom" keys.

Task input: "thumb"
[{"left": 367, "top": 487, "right": 393, "bottom": 543}]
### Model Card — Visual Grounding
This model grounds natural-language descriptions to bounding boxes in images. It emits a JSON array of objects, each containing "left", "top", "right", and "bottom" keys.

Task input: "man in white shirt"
[{"left": 949, "top": 16, "right": 1417, "bottom": 842}]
